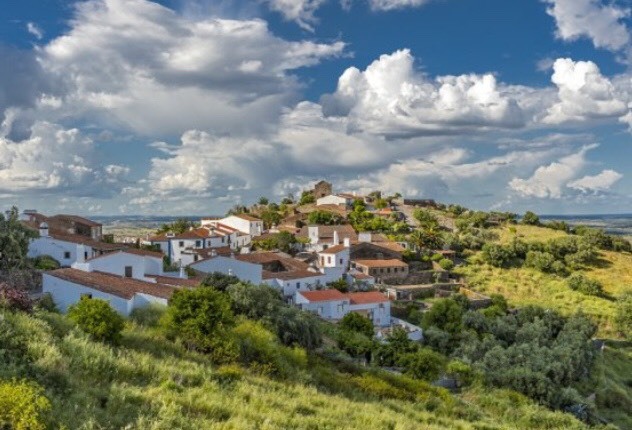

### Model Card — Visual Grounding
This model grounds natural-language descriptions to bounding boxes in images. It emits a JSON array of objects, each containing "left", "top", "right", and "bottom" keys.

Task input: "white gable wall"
[
  {"left": 28, "top": 237, "right": 94, "bottom": 267},
  {"left": 190, "top": 256, "right": 263, "bottom": 284}
]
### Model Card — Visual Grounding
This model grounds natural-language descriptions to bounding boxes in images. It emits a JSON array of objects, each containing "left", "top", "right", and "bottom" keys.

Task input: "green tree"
[
  {"left": 339, "top": 312, "right": 374, "bottom": 338},
  {"left": 258, "top": 196, "right": 269, "bottom": 205},
  {"left": 68, "top": 297, "right": 125, "bottom": 344},
  {"left": 481, "top": 243, "right": 515, "bottom": 268},
  {"left": 521, "top": 211, "right": 540, "bottom": 226},
  {"left": 409, "top": 228, "right": 443, "bottom": 251},
  {"left": 307, "top": 210, "right": 343, "bottom": 225},
  {"left": 413, "top": 209, "right": 439, "bottom": 229},
  {"left": 567, "top": 274, "right": 603, "bottom": 296},
  {"left": 399, "top": 348, "right": 446, "bottom": 381},
  {"left": 260, "top": 210, "right": 282, "bottom": 229},
  {"left": 156, "top": 218, "right": 196, "bottom": 235},
  {"left": 299, "top": 191, "right": 316, "bottom": 205},
  {"left": 162, "top": 287, "right": 234, "bottom": 352},
  {"left": 201, "top": 272, "right": 240, "bottom": 292},
  {"left": 0, "top": 207, "right": 36, "bottom": 272},
  {"left": 374, "top": 198, "right": 388, "bottom": 209},
  {"left": 422, "top": 298, "right": 464, "bottom": 334}
]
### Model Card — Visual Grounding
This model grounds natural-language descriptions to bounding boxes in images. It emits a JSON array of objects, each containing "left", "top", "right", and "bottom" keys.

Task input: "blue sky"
[{"left": 1, "top": 0, "right": 631, "bottom": 215}]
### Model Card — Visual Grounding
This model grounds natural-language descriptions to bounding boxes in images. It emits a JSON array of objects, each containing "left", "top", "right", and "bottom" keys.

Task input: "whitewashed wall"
[
  {"left": 43, "top": 274, "right": 131, "bottom": 315},
  {"left": 190, "top": 256, "right": 263, "bottom": 284},
  {"left": 29, "top": 238, "right": 92, "bottom": 267}
]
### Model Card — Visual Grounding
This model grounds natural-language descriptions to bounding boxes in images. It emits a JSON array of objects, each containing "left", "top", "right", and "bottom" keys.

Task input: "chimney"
[
  {"left": 39, "top": 222, "right": 49, "bottom": 238},
  {"left": 228, "top": 269, "right": 234, "bottom": 276},
  {"left": 230, "top": 252, "right": 235, "bottom": 259},
  {"left": 179, "top": 266, "right": 186, "bottom": 279},
  {"left": 333, "top": 230, "right": 340, "bottom": 246},
  {"left": 308, "top": 225, "right": 319, "bottom": 244},
  {"left": 210, "top": 249, "right": 218, "bottom": 257},
  {"left": 76, "top": 244, "right": 86, "bottom": 263},
  {"left": 343, "top": 237, "right": 351, "bottom": 248}
]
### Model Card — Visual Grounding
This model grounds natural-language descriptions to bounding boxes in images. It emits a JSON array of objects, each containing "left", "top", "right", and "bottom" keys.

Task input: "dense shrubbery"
[
  {"left": 0, "top": 379, "right": 51, "bottom": 430},
  {"left": 567, "top": 274, "right": 604, "bottom": 296},
  {"left": 614, "top": 292, "right": 632, "bottom": 340},
  {"left": 418, "top": 296, "right": 598, "bottom": 408},
  {"left": 0, "top": 283, "right": 33, "bottom": 312},
  {"left": 68, "top": 297, "right": 125, "bottom": 344},
  {"left": 252, "top": 231, "right": 298, "bottom": 253},
  {"left": 32, "top": 255, "right": 60, "bottom": 270},
  {"left": 308, "top": 210, "right": 344, "bottom": 225},
  {"left": 339, "top": 313, "right": 374, "bottom": 338}
]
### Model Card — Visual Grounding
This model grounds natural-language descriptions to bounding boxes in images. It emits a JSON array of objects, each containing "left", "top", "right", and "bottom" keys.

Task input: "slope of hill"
[{"left": 0, "top": 310, "right": 593, "bottom": 430}]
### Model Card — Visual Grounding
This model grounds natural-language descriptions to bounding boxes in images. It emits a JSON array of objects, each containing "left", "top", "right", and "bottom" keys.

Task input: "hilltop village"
[
  {"left": 4, "top": 180, "right": 632, "bottom": 428},
  {"left": 22, "top": 181, "right": 461, "bottom": 338}
]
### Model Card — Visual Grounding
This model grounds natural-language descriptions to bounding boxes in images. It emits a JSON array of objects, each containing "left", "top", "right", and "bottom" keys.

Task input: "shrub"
[
  {"left": 524, "top": 251, "right": 559, "bottom": 274},
  {"left": 68, "top": 297, "right": 125, "bottom": 343},
  {"left": 200, "top": 272, "right": 240, "bottom": 292},
  {"left": 339, "top": 312, "right": 374, "bottom": 338},
  {"left": 130, "top": 303, "right": 167, "bottom": 327},
  {"left": 162, "top": 287, "right": 234, "bottom": 353},
  {"left": 438, "top": 258, "right": 454, "bottom": 271},
  {"left": 566, "top": 274, "right": 603, "bottom": 296},
  {"left": 0, "top": 283, "right": 33, "bottom": 312},
  {"left": 521, "top": 211, "right": 540, "bottom": 226},
  {"left": 329, "top": 278, "right": 349, "bottom": 293},
  {"left": 35, "top": 293, "right": 58, "bottom": 313},
  {"left": 614, "top": 292, "right": 632, "bottom": 339},
  {"left": 272, "top": 306, "right": 322, "bottom": 350},
  {"left": 422, "top": 298, "right": 464, "bottom": 334},
  {"left": 32, "top": 255, "right": 60, "bottom": 270},
  {"left": 481, "top": 243, "right": 514, "bottom": 268},
  {"left": 446, "top": 360, "right": 475, "bottom": 386},
  {"left": 0, "top": 379, "right": 51, "bottom": 430},
  {"left": 399, "top": 349, "right": 446, "bottom": 381}
]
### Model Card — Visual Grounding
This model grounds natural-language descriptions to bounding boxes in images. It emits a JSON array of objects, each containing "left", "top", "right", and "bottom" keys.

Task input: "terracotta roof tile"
[
  {"left": 347, "top": 291, "right": 389, "bottom": 304},
  {"left": 46, "top": 268, "right": 176, "bottom": 300},
  {"left": 319, "top": 244, "right": 349, "bottom": 254},
  {"left": 353, "top": 259, "right": 408, "bottom": 268},
  {"left": 299, "top": 289, "right": 347, "bottom": 302}
]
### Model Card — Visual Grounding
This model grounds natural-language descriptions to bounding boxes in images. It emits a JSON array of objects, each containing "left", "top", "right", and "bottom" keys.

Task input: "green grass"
[
  {"left": 576, "top": 342, "right": 632, "bottom": 430},
  {"left": 0, "top": 310, "right": 593, "bottom": 430},
  {"left": 456, "top": 225, "right": 632, "bottom": 338}
]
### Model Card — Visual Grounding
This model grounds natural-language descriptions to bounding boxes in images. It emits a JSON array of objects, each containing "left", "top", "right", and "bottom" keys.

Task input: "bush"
[
  {"left": 0, "top": 379, "right": 51, "bottom": 430},
  {"left": 524, "top": 251, "right": 560, "bottom": 274},
  {"left": 339, "top": 312, "right": 374, "bottom": 338},
  {"left": 566, "top": 274, "right": 603, "bottom": 296},
  {"left": 399, "top": 349, "right": 446, "bottom": 381},
  {"left": 35, "top": 293, "right": 58, "bottom": 313},
  {"left": 32, "top": 255, "right": 60, "bottom": 270},
  {"left": 422, "top": 298, "right": 464, "bottom": 334},
  {"left": 614, "top": 292, "right": 632, "bottom": 340},
  {"left": 130, "top": 303, "right": 167, "bottom": 327},
  {"left": 481, "top": 243, "right": 514, "bottom": 268},
  {"left": 68, "top": 297, "right": 125, "bottom": 343},
  {"left": 200, "top": 272, "right": 240, "bottom": 292},
  {"left": 0, "top": 283, "right": 33, "bottom": 312},
  {"left": 162, "top": 287, "right": 234, "bottom": 353},
  {"left": 521, "top": 211, "right": 540, "bottom": 226},
  {"left": 438, "top": 258, "right": 454, "bottom": 271},
  {"left": 446, "top": 360, "right": 475, "bottom": 386}
]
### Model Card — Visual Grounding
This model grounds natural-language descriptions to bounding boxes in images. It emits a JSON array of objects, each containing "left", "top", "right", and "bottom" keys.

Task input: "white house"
[
  {"left": 296, "top": 290, "right": 391, "bottom": 327},
  {"left": 27, "top": 223, "right": 124, "bottom": 266},
  {"left": 300, "top": 225, "right": 358, "bottom": 253},
  {"left": 146, "top": 226, "right": 245, "bottom": 266},
  {"left": 201, "top": 214, "right": 263, "bottom": 237},
  {"left": 190, "top": 251, "right": 328, "bottom": 297},
  {"left": 316, "top": 194, "right": 356, "bottom": 207},
  {"left": 317, "top": 241, "right": 350, "bottom": 284},
  {"left": 295, "top": 289, "right": 350, "bottom": 321},
  {"left": 43, "top": 269, "right": 176, "bottom": 316},
  {"left": 72, "top": 247, "right": 165, "bottom": 282}
]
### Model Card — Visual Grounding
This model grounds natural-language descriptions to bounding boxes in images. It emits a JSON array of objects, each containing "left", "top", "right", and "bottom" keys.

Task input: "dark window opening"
[{"left": 124, "top": 266, "right": 133, "bottom": 278}]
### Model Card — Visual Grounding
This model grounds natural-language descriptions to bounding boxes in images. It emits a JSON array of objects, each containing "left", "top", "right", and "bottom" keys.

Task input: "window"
[
  {"left": 296, "top": 282, "right": 300, "bottom": 289},
  {"left": 64, "top": 251, "right": 71, "bottom": 259},
  {"left": 84, "top": 252, "right": 88, "bottom": 260},
  {"left": 221, "top": 237, "right": 225, "bottom": 243},
  {"left": 179, "top": 241, "right": 184, "bottom": 248},
  {"left": 195, "top": 240, "right": 201, "bottom": 248},
  {"left": 339, "top": 258, "right": 343, "bottom": 265},
  {"left": 194, "top": 255, "right": 199, "bottom": 262},
  {"left": 124, "top": 266, "right": 133, "bottom": 278},
  {"left": 327, "top": 256, "right": 332, "bottom": 265}
]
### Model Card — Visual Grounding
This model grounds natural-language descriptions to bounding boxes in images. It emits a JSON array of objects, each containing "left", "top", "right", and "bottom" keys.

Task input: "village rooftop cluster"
[{"left": 22, "top": 181, "right": 458, "bottom": 339}]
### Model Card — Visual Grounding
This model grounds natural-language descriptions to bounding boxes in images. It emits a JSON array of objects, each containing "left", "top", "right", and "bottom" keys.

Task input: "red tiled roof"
[
  {"left": 319, "top": 244, "right": 349, "bottom": 254},
  {"left": 148, "top": 275, "right": 201, "bottom": 288},
  {"left": 46, "top": 268, "right": 176, "bottom": 300},
  {"left": 347, "top": 291, "right": 389, "bottom": 305},
  {"left": 299, "top": 289, "right": 347, "bottom": 302},
  {"left": 349, "top": 272, "right": 373, "bottom": 280},
  {"left": 50, "top": 214, "right": 102, "bottom": 227},
  {"left": 353, "top": 259, "right": 408, "bottom": 268}
]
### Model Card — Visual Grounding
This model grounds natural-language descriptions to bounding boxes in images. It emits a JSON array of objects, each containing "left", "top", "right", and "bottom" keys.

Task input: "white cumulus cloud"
[
  {"left": 568, "top": 169, "right": 623, "bottom": 192},
  {"left": 544, "top": 0, "right": 631, "bottom": 51}
]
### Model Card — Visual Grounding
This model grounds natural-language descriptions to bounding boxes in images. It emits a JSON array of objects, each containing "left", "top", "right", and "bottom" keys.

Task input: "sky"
[{"left": 1, "top": 0, "right": 632, "bottom": 216}]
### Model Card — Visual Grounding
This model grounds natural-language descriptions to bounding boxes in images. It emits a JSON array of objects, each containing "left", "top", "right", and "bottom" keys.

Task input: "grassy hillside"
[
  {"left": 455, "top": 224, "right": 632, "bottom": 338},
  {"left": 0, "top": 309, "right": 595, "bottom": 430}
]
